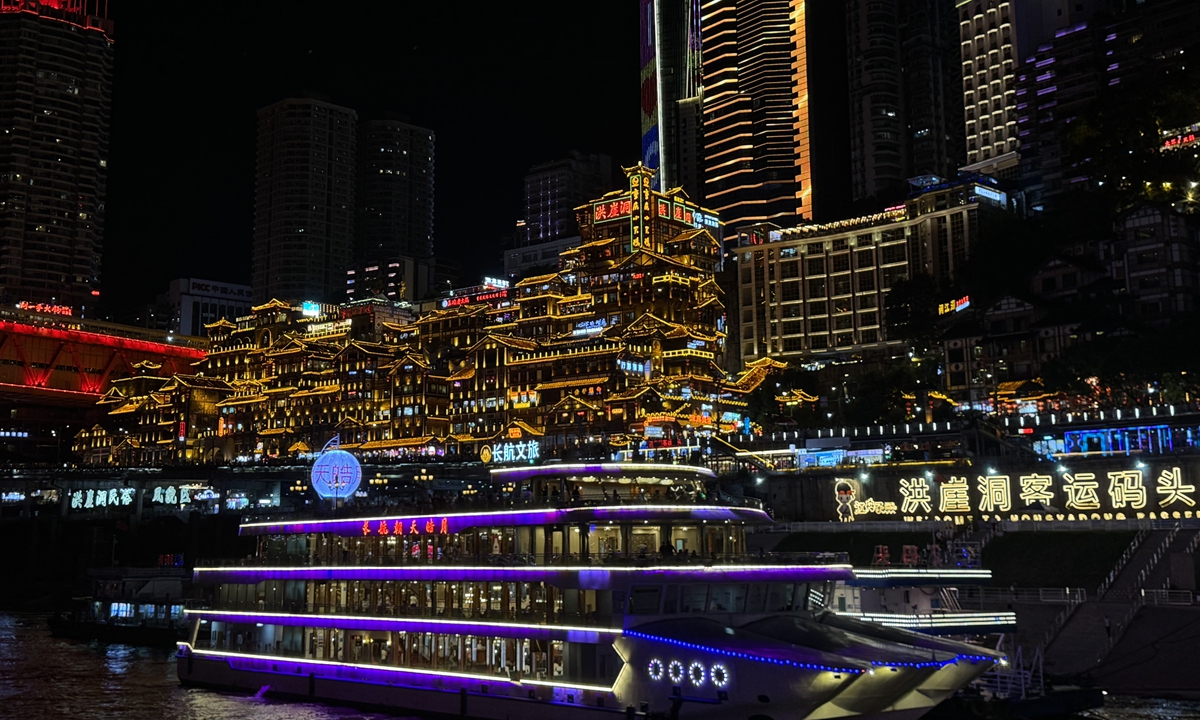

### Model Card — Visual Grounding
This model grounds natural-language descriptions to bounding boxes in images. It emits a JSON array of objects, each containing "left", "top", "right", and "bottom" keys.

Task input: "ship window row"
[
  {"left": 211, "top": 579, "right": 828, "bottom": 624},
  {"left": 195, "top": 622, "right": 621, "bottom": 683},
  {"left": 216, "top": 580, "right": 614, "bottom": 625},
  {"left": 253, "top": 523, "right": 742, "bottom": 567}
]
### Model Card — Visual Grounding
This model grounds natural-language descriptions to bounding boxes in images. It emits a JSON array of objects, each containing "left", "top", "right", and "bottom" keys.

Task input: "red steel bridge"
[{"left": 0, "top": 307, "right": 206, "bottom": 407}]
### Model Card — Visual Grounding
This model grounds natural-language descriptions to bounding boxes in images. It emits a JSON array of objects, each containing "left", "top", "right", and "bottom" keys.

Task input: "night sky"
[{"left": 101, "top": 3, "right": 640, "bottom": 315}]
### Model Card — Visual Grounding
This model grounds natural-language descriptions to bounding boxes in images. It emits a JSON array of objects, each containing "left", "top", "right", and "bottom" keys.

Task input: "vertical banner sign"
[{"left": 640, "top": 0, "right": 662, "bottom": 189}]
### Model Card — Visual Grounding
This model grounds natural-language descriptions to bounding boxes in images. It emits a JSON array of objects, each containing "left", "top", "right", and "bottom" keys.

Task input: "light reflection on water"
[
  {"left": 0, "top": 613, "right": 411, "bottom": 720},
  {"left": 1082, "top": 696, "right": 1200, "bottom": 720},
  {"left": 1, "top": 612, "right": 1196, "bottom": 719}
]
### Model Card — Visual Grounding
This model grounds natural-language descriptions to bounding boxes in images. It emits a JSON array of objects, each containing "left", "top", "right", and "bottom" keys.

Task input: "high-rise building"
[
  {"left": 519, "top": 152, "right": 611, "bottom": 247},
  {"left": 356, "top": 117, "right": 435, "bottom": 261},
  {"left": 957, "top": 0, "right": 1098, "bottom": 167},
  {"left": 253, "top": 96, "right": 356, "bottom": 304},
  {"left": 345, "top": 256, "right": 432, "bottom": 304},
  {"left": 734, "top": 176, "right": 1008, "bottom": 363},
  {"left": 167, "top": 278, "right": 253, "bottom": 336},
  {"left": 1015, "top": 0, "right": 1200, "bottom": 212},
  {"left": 640, "top": 0, "right": 705, "bottom": 199},
  {"left": 0, "top": 0, "right": 114, "bottom": 314},
  {"left": 701, "top": 0, "right": 812, "bottom": 232},
  {"left": 846, "top": 0, "right": 964, "bottom": 204}
]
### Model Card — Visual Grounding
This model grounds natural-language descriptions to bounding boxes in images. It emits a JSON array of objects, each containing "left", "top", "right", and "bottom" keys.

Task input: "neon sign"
[
  {"left": 362, "top": 516, "right": 450, "bottom": 536},
  {"left": 71, "top": 487, "right": 136, "bottom": 510},
  {"left": 938, "top": 296, "right": 970, "bottom": 315},
  {"left": 829, "top": 465, "right": 1197, "bottom": 523},
  {"left": 310, "top": 437, "right": 362, "bottom": 500},
  {"left": 1163, "top": 133, "right": 1196, "bottom": 150},
  {"left": 441, "top": 289, "right": 509, "bottom": 309},
  {"left": 17, "top": 301, "right": 72, "bottom": 316},
  {"left": 572, "top": 319, "right": 607, "bottom": 336},
  {"left": 593, "top": 198, "right": 633, "bottom": 223},
  {"left": 479, "top": 440, "right": 540, "bottom": 464}
]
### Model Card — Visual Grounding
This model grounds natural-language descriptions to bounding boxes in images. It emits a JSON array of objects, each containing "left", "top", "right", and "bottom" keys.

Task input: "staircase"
[
  {"left": 1139, "top": 529, "right": 1200, "bottom": 595},
  {"left": 1045, "top": 524, "right": 1192, "bottom": 677},
  {"left": 1100, "top": 530, "right": 1172, "bottom": 602}
]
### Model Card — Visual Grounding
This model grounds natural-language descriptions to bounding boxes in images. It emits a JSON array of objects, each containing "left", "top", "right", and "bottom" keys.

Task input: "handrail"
[
  {"left": 1125, "top": 523, "right": 1180, "bottom": 602},
  {"left": 959, "top": 587, "right": 1086, "bottom": 607},
  {"left": 1097, "top": 528, "right": 1148, "bottom": 600},
  {"left": 1041, "top": 589, "right": 1087, "bottom": 648}
]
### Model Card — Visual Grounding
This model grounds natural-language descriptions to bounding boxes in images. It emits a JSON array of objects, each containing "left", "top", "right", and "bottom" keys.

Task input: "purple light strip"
[
  {"left": 194, "top": 564, "right": 855, "bottom": 588},
  {"left": 239, "top": 504, "right": 772, "bottom": 537},
  {"left": 488, "top": 463, "right": 717, "bottom": 482},
  {"left": 187, "top": 609, "right": 618, "bottom": 642},
  {"left": 177, "top": 643, "right": 615, "bottom": 693},
  {"left": 623, "top": 630, "right": 865, "bottom": 674}
]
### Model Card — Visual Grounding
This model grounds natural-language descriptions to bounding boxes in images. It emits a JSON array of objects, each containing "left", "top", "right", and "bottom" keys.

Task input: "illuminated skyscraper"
[
  {"left": 700, "top": 0, "right": 812, "bottom": 232},
  {"left": 253, "top": 96, "right": 356, "bottom": 303},
  {"left": 640, "top": 0, "right": 705, "bottom": 199},
  {"left": 957, "top": 0, "right": 1096, "bottom": 167},
  {"left": 0, "top": 0, "right": 113, "bottom": 314}
]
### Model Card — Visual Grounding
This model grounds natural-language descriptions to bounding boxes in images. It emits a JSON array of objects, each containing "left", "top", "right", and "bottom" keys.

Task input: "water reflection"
[
  {"left": 1, "top": 612, "right": 1195, "bottom": 720},
  {"left": 0, "top": 613, "right": 409, "bottom": 720}
]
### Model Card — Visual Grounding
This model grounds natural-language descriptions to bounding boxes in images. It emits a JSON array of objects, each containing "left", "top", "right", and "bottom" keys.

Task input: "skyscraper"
[
  {"left": 356, "top": 117, "right": 435, "bottom": 262},
  {"left": 253, "top": 96, "right": 356, "bottom": 303},
  {"left": 519, "top": 152, "right": 611, "bottom": 247},
  {"left": 0, "top": 0, "right": 113, "bottom": 314},
  {"left": 641, "top": 0, "right": 705, "bottom": 199},
  {"left": 846, "top": 0, "right": 964, "bottom": 204},
  {"left": 957, "top": 0, "right": 1096, "bottom": 167},
  {"left": 701, "top": 0, "right": 812, "bottom": 232}
]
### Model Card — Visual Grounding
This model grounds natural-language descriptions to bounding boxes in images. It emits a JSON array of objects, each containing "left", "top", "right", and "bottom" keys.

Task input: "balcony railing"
[{"left": 195, "top": 550, "right": 849, "bottom": 569}]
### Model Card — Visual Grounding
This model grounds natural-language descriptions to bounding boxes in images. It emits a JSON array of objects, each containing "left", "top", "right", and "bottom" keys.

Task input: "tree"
[{"left": 884, "top": 274, "right": 939, "bottom": 355}]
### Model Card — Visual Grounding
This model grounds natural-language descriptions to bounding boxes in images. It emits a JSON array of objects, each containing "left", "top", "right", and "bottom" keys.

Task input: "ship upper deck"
[{"left": 239, "top": 504, "right": 771, "bottom": 537}]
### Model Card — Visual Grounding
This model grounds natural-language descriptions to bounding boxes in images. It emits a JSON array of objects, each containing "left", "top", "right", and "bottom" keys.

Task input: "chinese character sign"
[
  {"left": 836, "top": 464, "right": 1200, "bottom": 523},
  {"left": 311, "top": 449, "right": 362, "bottom": 499},
  {"left": 362, "top": 516, "right": 451, "bottom": 537},
  {"left": 480, "top": 440, "right": 540, "bottom": 464}
]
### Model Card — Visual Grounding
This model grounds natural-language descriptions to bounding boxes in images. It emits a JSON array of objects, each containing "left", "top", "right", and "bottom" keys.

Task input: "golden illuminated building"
[
  {"left": 78, "top": 166, "right": 783, "bottom": 464},
  {"left": 701, "top": 0, "right": 812, "bottom": 229}
]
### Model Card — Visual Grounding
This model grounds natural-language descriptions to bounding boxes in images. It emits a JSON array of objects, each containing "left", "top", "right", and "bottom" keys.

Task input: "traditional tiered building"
[{"left": 75, "top": 166, "right": 782, "bottom": 465}]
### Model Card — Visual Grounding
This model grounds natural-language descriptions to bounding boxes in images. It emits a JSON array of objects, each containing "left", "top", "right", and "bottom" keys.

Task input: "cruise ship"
[{"left": 177, "top": 463, "right": 1004, "bottom": 719}]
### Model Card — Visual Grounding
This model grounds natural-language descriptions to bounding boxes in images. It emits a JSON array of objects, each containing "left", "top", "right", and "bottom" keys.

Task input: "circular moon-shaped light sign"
[{"left": 311, "top": 449, "right": 362, "bottom": 499}]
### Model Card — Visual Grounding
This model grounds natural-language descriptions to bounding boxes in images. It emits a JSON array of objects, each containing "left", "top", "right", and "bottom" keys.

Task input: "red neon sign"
[
  {"left": 1163, "top": 133, "right": 1196, "bottom": 150},
  {"left": 17, "top": 301, "right": 72, "bottom": 316},
  {"left": 364, "top": 517, "right": 449, "bottom": 536},
  {"left": 593, "top": 198, "right": 633, "bottom": 222},
  {"left": 441, "top": 289, "right": 509, "bottom": 308}
]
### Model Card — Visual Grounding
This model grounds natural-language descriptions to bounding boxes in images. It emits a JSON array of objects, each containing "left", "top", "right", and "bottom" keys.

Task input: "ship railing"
[
  {"left": 194, "top": 602, "right": 623, "bottom": 628},
  {"left": 195, "top": 550, "right": 849, "bottom": 568},
  {"left": 235, "top": 494, "right": 764, "bottom": 526},
  {"left": 958, "top": 587, "right": 1087, "bottom": 608}
]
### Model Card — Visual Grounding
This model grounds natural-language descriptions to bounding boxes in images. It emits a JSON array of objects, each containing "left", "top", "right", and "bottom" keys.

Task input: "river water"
[{"left": 1, "top": 613, "right": 1196, "bottom": 720}]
